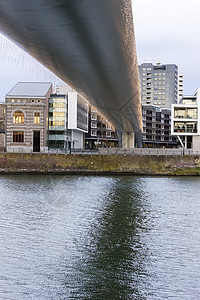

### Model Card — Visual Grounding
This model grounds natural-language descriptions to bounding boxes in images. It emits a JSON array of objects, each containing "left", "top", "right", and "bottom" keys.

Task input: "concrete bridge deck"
[{"left": 0, "top": 0, "right": 142, "bottom": 147}]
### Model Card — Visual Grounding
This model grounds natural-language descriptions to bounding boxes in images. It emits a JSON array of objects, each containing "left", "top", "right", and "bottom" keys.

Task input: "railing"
[
  {"left": 98, "top": 148, "right": 200, "bottom": 156},
  {"left": 2, "top": 147, "right": 200, "bottom": 156}
]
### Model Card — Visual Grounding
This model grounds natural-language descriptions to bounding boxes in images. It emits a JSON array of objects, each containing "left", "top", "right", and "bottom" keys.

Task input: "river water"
[{"left": 0, "top": 175, "right": 200, "bottom": 300}]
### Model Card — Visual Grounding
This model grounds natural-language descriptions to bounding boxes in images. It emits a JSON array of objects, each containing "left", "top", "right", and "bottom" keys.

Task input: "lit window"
[
  {"left": 13, "top": 111, "right": 24, "bottom": 123},
  {"left": 34, "top": 112, "right": 40, "bottom": 124},
  {"left": 13, "top": 131, "right": 24, "bottom": 143}
]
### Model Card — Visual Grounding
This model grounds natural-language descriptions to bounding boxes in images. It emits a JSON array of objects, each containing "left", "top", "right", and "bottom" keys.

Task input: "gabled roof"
[{"left": 6, "top": 82, "right": 52, "bottom": 98}]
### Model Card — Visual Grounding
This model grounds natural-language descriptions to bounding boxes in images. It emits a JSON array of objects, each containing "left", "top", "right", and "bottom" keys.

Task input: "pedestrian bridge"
[{"left": 0, "top": 0, "right": 142, "bottom": 147}]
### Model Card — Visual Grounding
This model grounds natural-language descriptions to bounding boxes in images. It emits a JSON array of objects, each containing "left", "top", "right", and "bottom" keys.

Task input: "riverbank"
[{"left": 0, "top": 153, "right": 200, "bottom": 175}]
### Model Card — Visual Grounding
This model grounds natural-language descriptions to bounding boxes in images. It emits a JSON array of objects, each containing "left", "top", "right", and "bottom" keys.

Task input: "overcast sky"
[
  {"left": 0, "top": 0, "right": 199, "bottom": 100},
  {"left": 132, "top": 0, "right": 200, "bottom": 95}
]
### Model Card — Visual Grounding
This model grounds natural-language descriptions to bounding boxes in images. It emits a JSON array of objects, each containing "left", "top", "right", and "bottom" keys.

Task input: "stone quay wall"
[{"left": 0, "top": 153, "right": 200, "bottom": 175}]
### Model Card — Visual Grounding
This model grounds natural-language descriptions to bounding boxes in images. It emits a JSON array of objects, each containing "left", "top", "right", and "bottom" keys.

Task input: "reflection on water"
[
  {"left": 0, "top": 175, "right": 200, "bottom": 299},
  {"left": 70, "top": 178, "right": 149, "bottom": 299}
]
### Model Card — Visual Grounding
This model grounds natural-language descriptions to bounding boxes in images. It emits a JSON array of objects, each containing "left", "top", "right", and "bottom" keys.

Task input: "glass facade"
[
  {"left": 174, "top": 121, "right": 197, "bottom": 133},
  {"left": 174, "top": 108, "right": 197, "bottom": 119},
  {"left": 182, "top": 98, "right": 197, "bottom": 105},
  {"left": 77, "top": 95, "right": 88, "bottom": 131},
  {"left": 48, "top": 95, "right": 71, "bottom": 149}
]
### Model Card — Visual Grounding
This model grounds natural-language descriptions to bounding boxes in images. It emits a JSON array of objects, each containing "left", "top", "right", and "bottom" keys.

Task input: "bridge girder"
[{"left": 0, "top": 0, "right": 142, "bottom": 146}]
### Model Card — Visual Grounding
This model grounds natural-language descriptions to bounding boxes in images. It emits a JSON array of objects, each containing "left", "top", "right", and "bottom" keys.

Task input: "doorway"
[{"left": 33, "top": 131, "right": 40, "bottom": 152}]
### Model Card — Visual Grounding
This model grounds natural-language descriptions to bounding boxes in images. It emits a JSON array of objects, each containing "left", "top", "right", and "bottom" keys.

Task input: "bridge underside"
[{"left": 0, "top": 0, "right": 142, "bottom": 147}]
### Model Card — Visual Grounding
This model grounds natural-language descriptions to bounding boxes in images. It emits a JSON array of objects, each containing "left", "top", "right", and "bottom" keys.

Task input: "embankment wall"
[{"left": 0, "top": 153, "right": 200, "bottom": 175}]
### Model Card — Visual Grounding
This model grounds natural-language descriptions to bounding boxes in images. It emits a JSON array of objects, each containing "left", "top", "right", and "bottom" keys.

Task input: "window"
[
  {"left": 91, "top": 130, "right": 97, "bottom": 136},
  {"left": 91, "top": 122, "right": 97, "bottom": 128},
  {"left": 106, "top": 131, "right": 111, "bottom": 137},
  {"left": 13, "top": 111, "right": 24, "bottom": 123},
  {"left": 49, "top": 121, "right": 65, "bottom": 126},
  {"left": 52, "top": 112, "right": 65, "bottom": 117},
  {"left": 106, "top": 123, "right": 111, "bottom": 130},
  {"left": 91, "top": 106, "right": 97, "bottom": 113},
  {"left": 34, "top": 112, "right": 40, "bottom": 124},
  {"left": 13, "top": 131, "right": 24, "bottom": 143},
  {"left": 49, "top": 102, "right": 65, "bottom": 108},
  {"left": 91, "top": 114, "right": 97, "bottom": 120}
]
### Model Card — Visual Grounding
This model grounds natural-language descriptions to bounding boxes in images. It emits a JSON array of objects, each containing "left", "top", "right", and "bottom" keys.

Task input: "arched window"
[{"left": 13, "top": 111, "right": 24, "bottom": 123}]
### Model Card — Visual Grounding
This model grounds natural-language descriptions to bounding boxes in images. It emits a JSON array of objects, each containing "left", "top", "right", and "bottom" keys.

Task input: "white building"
[
  {"left": 48, "top": 86, "right": 88, "bottom": 151},
  {"left": 171, "top": 88, "right": 200, "bottom": 150},
  {"left": 178, "top": 74, "right": 184, "bottom": 103}
]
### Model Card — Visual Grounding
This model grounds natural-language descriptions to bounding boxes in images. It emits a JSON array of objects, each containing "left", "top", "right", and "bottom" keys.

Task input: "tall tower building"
[
  {"left": 178, "top": 74, "right": 184, "bottom": 103},
  {"left": 139, "top": 62, "right": 178, "bottom": 109}
]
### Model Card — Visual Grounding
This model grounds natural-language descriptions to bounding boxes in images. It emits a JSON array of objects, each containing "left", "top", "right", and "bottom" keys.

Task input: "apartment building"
[
  {"left": 85, "top": 105, "right": 118, "bottom": 149},
  {"left": 139, "top": 62, "right": 179, "bottom": 109},
  {"left": 171, "top": 89, "right": 200, "bottom": 149},
  {"left": 142, "top": 105, "right": 178, "bottom": 148}
]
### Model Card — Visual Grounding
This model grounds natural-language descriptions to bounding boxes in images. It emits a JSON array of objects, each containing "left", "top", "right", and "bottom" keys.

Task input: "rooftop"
[{"left": 6, "top": 82, "right": 52, "bottom": 98}]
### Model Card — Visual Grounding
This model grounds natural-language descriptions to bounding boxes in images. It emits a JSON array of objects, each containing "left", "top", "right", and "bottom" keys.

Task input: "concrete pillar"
[
  {"left": 122, "top": 133, "right": 135, "bottom": 148},
  {"left": 193, "top": 136, "right": 200, "bottom": 151},
  {"left": 117, "top": 132, "right": 122, "bottom": 148}
]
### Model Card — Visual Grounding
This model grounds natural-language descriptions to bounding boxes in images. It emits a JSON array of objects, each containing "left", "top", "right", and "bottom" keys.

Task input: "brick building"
[
  {"left": 5, "top": 82, "right": 52, "bottom": 153},
  {"left": 0, "top": 102, "right": 5, "bottom": 151}
]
